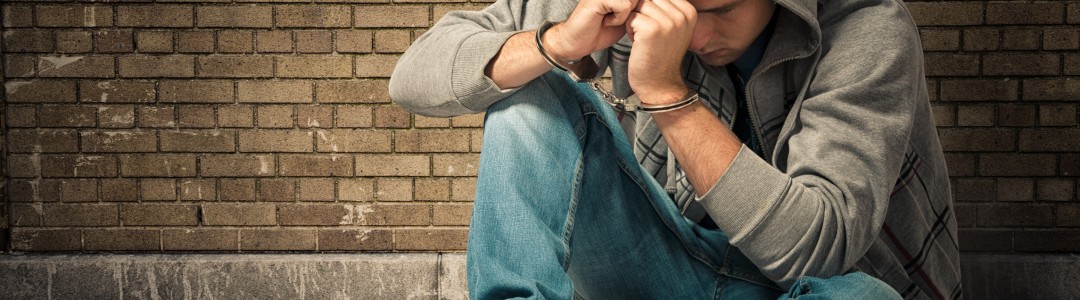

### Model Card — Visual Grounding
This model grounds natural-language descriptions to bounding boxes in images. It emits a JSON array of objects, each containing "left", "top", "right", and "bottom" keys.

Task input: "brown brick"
[
  {"left": 958, "top": 229, "right": 1012, "bottom": 252},
  {"left": 1002, "top": 28, "right": 1040, "bottom": 50},
  {"left": 3, "top": 29, "right": 53, "bottom": 52},
  {"left": 202, "top": 203, "right": 276, "bottom": 226},
  {"left": 395, "top": 228, "right": 467, "bottom": 251},
  {"left": 197, "top": 6, "right": 273, "bottom": 28},
  {"left": 1045, "top": 28, "right": 1080, "bottom": 50},
  {"left": 937, "top": 128, "right": 1015, "bottom": 152},
  {"left": 1037, "top": 179, "right": 1074, "bottom": 201},
  {"left": 987, "top": 2, "right": 1064, "bottom": 25},
  {"left": 433, "top": 154, "right": 479, "bottom": 177},
  {"left": 56, "top": 31, "right": 93, "bottom": 53},
  {"left": 10, "top": 179, "right": 63, "bottom": 202},
  {"left": 314, "top": 129, "right": 391, "bottom": 152},
  {"left": 983, "top": 54, "right": 1059, "bottom": 76},
  {"left": 356, "top": 154, "right": 429, "bottom": 176},
  {"left": 138, "top": 106, "right": 176, "bottom": 127},
  {"left": 3, "top": 6, "right": 34, "bottom": 27},
  {"left": 356, "top": 54, "right": 399, "bottom": 77},
  {"left": 998, "top": 104, "right": 1037, "bottom": 127},
  {"left": 339, "top": 178, "right": 374, "bottom": 201},
  {"left": 394, "top": 129, "right": 471, "bottom": 152},
  {"left": 317, "top": 80, "right": 390, "bottom": 103},
  {"left": 1059, "top": 205, "right": 1080, "bottom": 226},
  {"left": 376, "top": 178, "right": 413, "bottom": 201},
  {"left": 99, "top": 106, "right": 136, "bottom": 128},
  {"left": 358, "top": 204, "right": 430, "bottom": 225},
  {"left": 299, "top": 178, "right": 335, "bottom": 201},
  {"left": 276, "top": 55, "right": 352, "bottom": 78},
  {"left": 178, "top": 30, "right": 215, "bottom": 53},
  {"left": 1024, "top": 79, "right": 1080, "bottom": 101},
  {"left": 38, "top": 5, "right": 113, "bottom": 27},
  {"left": 241, "top": 229, "right": 316, "bottom": 250},
  {"left": 296, "top": 30, "right": 333, "bottom": 53},
  {"left": 451, "top": 178, "right": 476, "bottom": 201},
  {"left": 318, "top": 229, "right": 393, "bottom": 251},
  {"left": 163, "top": 229, "right": 238, "bottom": 251},
  {"left": 160, "top": 80, "right": 233, "bottom": 103},
  {"left": 9, "top": 154, "right": 40, "bottom": 178},
  {"left": 956, "top": 105, "right": 994, "bottom": 127},
  {"left": 374, "top": 105, "right": 411, "bottom": 128},
  {"left": 95, "top": 29, "right": 134, "bottom": 53},
  {"left": 335, "top": 30, "right": 373, "bottom": 53},
  {"left": 200, "top": 155, "right": 275, "bottom": 177},
  {"left": 1039, "top": 104, "right": 1078, "bottom": 126},
  {"left": 120, "top": 155, "right": 196, "bottom": 177},
  {"left": 220, "top": 178, "right": 258, "bottom": 201},
  {"left": 433, "top": 204, "right": 472, "bottom": 226},
  {"left": 996, "top": 178, "right": 1034, "bottom": 202},
  {"left": 101, "top": 179, "right": 138, "bottom": 202},
  {"left": 81, "top": 80, "right": 157, "bottom": 103},
  {"left": 136, "top": 30, "right": 173, "bottom": 53},
  {"left": 119, "top": 55, "right": 195, "bottom": 78},
  {"left": 6, "top": 55, "right": 36, "bottom": 78},
  {"left": 906, "top": 2, "right": 983, "bottom": 26},
  {"left": 42, "top": 155, "right": 118, "bottom": 178},
  {"left": 44, "top": 204, "right": 119, "bottom": 226},
  {"left": 374, "top": 30, "right": 411, "bottom": 53},
  {"left": 10, "top": 204, "right": 44, "bottom": 227},
  {"left": 11, "top": 229, "right": 82, "bottom": 251},
  {"left": 337, "top": 106, "right": 374, "bottom": 128},
  {"left": 356, "top": 6, "right": 429, "bottom": 28},
  {"left": 979, "top": 154, "right": 1057, "bottom": 177},
  {"left": 219, "top": 105, "right": 255, "bottom": 127},
  {"left": 36, "top": 55, "right": 114, "bottom": 78},
  {"left": 451, "top": 113, "right": 484, "bottom": 128},
  {"left": 260, "top": 178, "right": 296, "bottom": 201},
  {"left": 416, "top": 178, "right": 450, "bottom": 201},
  {"left": 1019, "top": 129, "right": 1080, "bottom": 152},
  {"left": 1063, "top": 154, "right": 1080, "bottom": 176},
  {"left": 140, "top": 179, "right": 177, "bottom": 201},
  {"left": 277, "top": 204, "right": 349, "bottom": 225},
  {"left": 1014, "top": 230, "right": 1080, "bottom": 251},
  {"left": 198, "top": 55, "right": 273, "bottom": 78},
  {"left": 179, "top": 179, "right": 215, "bottom": 201},
  {"left": 1068, "top": 55, "right": 1080, "bottom": 75},
  {"left": 160, "top": 130, "right": 236, "bottom": 152},
  {"left": 239, "top": 130, "right": 313, "bottom": 152},
  {"left": 8, "top": 105, "right": 36, "bottom": 128},
  {"left": 279, "top": 155, "right": 353, "bottom": 176},
  {"left": 117, "top": 6, "right": 193, "bottom": 27},
  {"left": 256, "top": 30, "right": 292, "bottom": 53},
  {"left": 60, "top": 179, "right": 99, "bottom": 202},
  {"left": 415, "top": 115, "right": 451, "bottom": 128},
  {"left": 276, "top": 6, "right": 350, "bottom": 28},
  {"left": 297, "top": 106, "right": 333, "bottom": 128},
  {"left": 954, "top": 203, "right": 975, "bottom": 228},
  {"left": 6, "top": 80, "right": 77, "bottom": 103},
  {"left": 962, "top": 28, "right": 999, "bottom": 51},
  {"left": 178, "top": 107, "right": 216, "bottom": 128},
  {"left": 85, "top": 229, "right": 160, "bottom": 251},
  {"left": 122, "top": 204, "right": 198, "bottom": 226},
  {"left": 256, "top": 105, "right": 293, "bottom": 128},
  {"left": 10, "top": 130, "right": 79, "bottom": 153},
  {"left": 923, "top": 53, "right": 979, "bottom": 77},
  {"left": 39, "top": 106, "right": 96, "bottom": 127},
  {"left": 919, "top": 29, "right": 959, "bottom": 51},
  {"left": 219, "top": 30, "right": 254, "bottom": 53},
  {"left": 977, "top": 205, "right": 1053, "bottom": 227},
  {"left": 238, "top": 80, "right": 313, "bottom": 103}
]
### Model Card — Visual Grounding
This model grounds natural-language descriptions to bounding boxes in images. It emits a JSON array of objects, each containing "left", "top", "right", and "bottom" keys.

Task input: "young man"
[{"left": 390, "top": 0, "right": 962, "bottom": 298}]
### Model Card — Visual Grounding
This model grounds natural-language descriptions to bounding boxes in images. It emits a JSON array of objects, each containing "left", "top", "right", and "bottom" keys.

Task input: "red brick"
[
  {"left": 355, "top": 6, "right": 429, "bottom": 28},
  {"left": 355, "top": 154, "right": 429, "bottom": 176},
  {"left": 220, "top": 178, "right": 258, "bottom": 201},
  {"left": 1014, "top": 230, "right": 1080, "bottom": 252},
  {"left": 376, "top": 178, "right": 413, "bottom": 201},
  {"left": 318, "top": 229, "right": 393, "bottom": 251},
  {"left": 44, "top": 204, "right": 119, "bottom": 226},
  {"left": 3, "top": 29, "right": 53, "bottom": 52},
  {"left": 56, "top": 31, "right": 94, "bottom": 53},
  {"left": 433, "top": 204, "right": 472, "bottom": 226},
  {"left": 1024, "top": 79, "right": 1080, "bottom": 101},
  {"left": 295, "top": 30, "right": 333, "bottom": 53},
  {"left": 119, "top": 55, "right": 196, "bottom": 78},
  {"left": 95, "top": 29, "right": 134, "bottom": 53},
  {"left": 6, "top": 80, "right": 77, "bottom": 103},
  {"left": 356, "top": 54, "right": 399, "bottom": 77},
  {"left": 259, "top": 178, "right": 297, "bottom": 201},
  {"left": 161, "top": 130, "right": 236, "bottom": 152},
  {"left": 277, "top": 204, "right": 350, "bottom": 226},
  {"left": 314, "top": 129, "right": 392, "bottom": 152},
  {"left": 275, "top": 6, "right": 351, "bottom": 28},
  {"left": 201, "top": 203, "right": 276, "bottom": 226},
  {"left": 962, "top": 28, "right": 999, "bottom": 51},
  {"left": 101, "top": 179, "right": 138, "bottom": 202},
  {"left": 197, "top": 6, "right": 273, "bottom": 28},
  {"left": 11, "top": 229, "right": 82, "bottom": 251},
  {"left": 923, "top": 53, "right": 979, "bottom": 77},
  {"left": 256, "top": 105, "right": 294, "bottom": 128},
  {"left": 239, "top": 130, "right": 313, "bottom": 152},
  {"left": 117, "top": 5, "right": 194, "bottom": 27},
  {"left": 279, "top": 155, "right": 353, "bottom": 176},
  {"left": 958, "top": 229, "right": 1012, "bottom": 252},
  {"left": 394, "top": 229, "right": 467, "bottom": 251},
  {"left": 238, "top": 80, "right": 313, "bottom": 103},
  {"left": 241, "top": 229, "right": 316, "bottom": 251},
  {"left": 122, "top": 204, "right": 199, "bottom": 226},
  {"left": 41, "top": 155, "right": 118, "bottom": 178},
  {"left": 120, "top": 155, "right": 197, "bottom": 177},
  {"left": 39, "top": 106, "right": 97, "bottom": 127},
  {"left": 140, "top": 179, "right": 177, "bottom": 201},
  {"left": 298, "top": 178, "right": 335, "bottom": 201},
  {"left": 81, "top": 80, "right": 157, "bottom": 103},
  {"left": 200, "top": 155, "right": 275, "bottom": 177},
  {"left": 998, "top": 104, "right": 1037, "bottom": 127},
  {"left": 198, "top": 55, "right": 274, "bottom": 78},
  {"left": 163, "top": 229, "right": 238, "bottom": 251},
  {"left": 60, "top": 179, "right": 99, "bottom": 202},
  {"left": 937, "top": 128, "right": 1015, "bottom": 152},
  {"left": 996, "top": 178, "right": 1034, "bottom": 202},
  {"left": 395, "top": 129, "right": 471, "bottom": 152},
  {"left": 297, "top": 106, "right": 333, "bottom": 128},
  {"left": 983, "top": 54, "right": 1060, "bottom": 76},
  {"left": 979, "top": 154, "right": 1057, "bottom": 177},
  {"left": 84, "top": 229, "right": 160, "bottom": 251},
  {"left": 986, "top": 2, "right": 1064, "bottom": 25},
  {"left": 339, "top": 178, "right": 375, "bottom": 201},
  {"left": 433, "top": 154, "right": 479, "bottom": 176}
]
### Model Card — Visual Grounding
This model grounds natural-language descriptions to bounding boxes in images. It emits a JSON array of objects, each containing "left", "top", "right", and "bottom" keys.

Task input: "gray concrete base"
[{"left": 1, "top": 253, "right": 1078, "bottom": 299}]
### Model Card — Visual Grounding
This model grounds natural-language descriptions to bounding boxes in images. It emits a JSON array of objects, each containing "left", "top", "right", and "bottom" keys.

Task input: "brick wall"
[{"left": 1, "top": 1, "right": 1078, "bottom": 254}]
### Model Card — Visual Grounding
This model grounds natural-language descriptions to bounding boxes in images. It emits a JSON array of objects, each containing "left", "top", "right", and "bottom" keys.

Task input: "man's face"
[{"left": 686, "top": 0, "right": 776, "bottom": 66}]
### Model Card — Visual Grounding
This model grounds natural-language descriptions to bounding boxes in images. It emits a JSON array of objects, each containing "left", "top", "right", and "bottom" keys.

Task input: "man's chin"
[{"left": 696, "top": 50, "right": 736, "bottom": 66}]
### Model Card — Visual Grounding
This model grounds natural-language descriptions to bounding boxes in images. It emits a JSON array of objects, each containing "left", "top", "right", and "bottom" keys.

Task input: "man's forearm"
[
  {"left": 484, "top": 31, "right": 557, "bottom": 89},
  {"left": 650, "top": 101, "right": 743, "bottom": 197}
]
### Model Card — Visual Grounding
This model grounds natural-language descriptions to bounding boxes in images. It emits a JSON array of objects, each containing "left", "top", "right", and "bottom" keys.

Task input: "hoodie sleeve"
[
  {"left": 389, "top": 0, "right": 577, "bottom": 117},
  {"left": 694, "top": 0, "right": 923, "bottom": 288}
]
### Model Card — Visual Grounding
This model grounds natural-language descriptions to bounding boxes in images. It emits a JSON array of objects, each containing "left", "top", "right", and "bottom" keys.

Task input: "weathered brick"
[
  {"left": 279, "top": 155, "right": 353, "bottom": 176},
  {"left": 1039, "top": 104, "right": 1078, "bottom": 126},
  {"left": 395, "top": 129, "right": 471, "bottom": 152},
  {"left": 10, "top": 179, "right": 63, "bottom": 202},
  {"left": 299, "top": 178, "right": 335, "bottom": 201},
  {"left": 8, "top": 105, "right": 37, "bottom": 128},
  {"left": 5, "top": 55, "right": 36, "bottom": 78},
  {"left": 376, "top": 178, "right": 413, "bottom": 201},
  {"left": 84, "top": 229, "right": 160, "bottom": 251},
  {"left": 39, "top": 106, "right": 96, "bottom": 127},
  {"left": 996, "top": 178, "right": 1034, "bottom": 202},
  {"left": 979, "top": 154, "right": 1057, "bottom": 176},
  {"left": 1037, "top": 179, "right": 1075, "bottom": 201},
  {"left": 122, "top": 204, "right": 198, "bottom": 226},
  {"left": 1059, "top": 205, "right": 1080, "bottom": 226},
  {"left": 937, "top": 128, "right": 1015, "bottom": 152},
  {"left": 923, "top": 53, "right": 979, "bottom": 77},
  {"left": 198, "top": 55, "right": 273, "bottom": 78},
  {"left": 163, "top": 229, "right": 238, "bottom": 251},
  {"left": 987, "top": 2, "right": 1064, "bottom": 25},
  {"left": 136, "top": 30, "right": 173, "bottom": 53},
  {"left": 357, "top": 204, "right": 430, "bottom": 226},
  {"left": 202, "top": 203, "right": 276, "bottom": 226},
  {"left": 962, "top": 28, "right": 999, "bottom": 51},
  {"left": 178, "top": 30, "right": 215, "bottom": 53},
  {"left": 335, "top": 30, "right": 373, "bottom": 53},
  {"left": 395, "top": 229, "right": 467, "bottom": 251},
  {"left": 983, "top": 54, "right": 1059, "bottom": 76},
  {"left": 9, "top": 154, "right": 40, "bottom": 178},
  {"left": 179, "top": 179, "right": 215, "bottom": 201},
  {"left": 1014, "top": 230, "right": 1080, "bottom": 251},
  {"left": 433, "top": 204, "right": 472, "bottom": 226},
  {"left": 1025, "top": 79, "right": 1080, "bottom": 101},
  {"left": 138, "top": 106, "right": 177, "bottom": 128},
  {"left": 160, "top": 80, "right": 232, "bottom": 103},
  {"left": 256, "top": 30, "right": 292, "bottom": 53},
  {"left": 10, "top": 204, "right": 43, "bottom": 227},
  {"left": 120, "top": 155, "right": 197, "bottom": 177},
  {"left": 919, "top": 29, "right": 959, "bottom": 51},
  {"left": 6, "top": 80, "right": 77, "bottom": 103},
  {"left": 60, "top": 179, "right": 99, "bottom": 202},
  {"left": 433, "top": 154, "right": 479, "bottom": 177},
  {"left": 296, "top": 30, "right": 333, "bottom": 53},
  {"left": 219, "top": 105, "right": 255, "bottom": 127},
  {"left": 277, "top": 204, "right": 349, "bottom": 225},
  {"left": 317, "top": 80, "right": 390, "bottom": 103},
  {"left": 38, "top": 5, "right": 113, "bottom": 27},
  {"left": 256, "top": 105, "right": 293, "bottom": 128},
  {"left": 275, "top": 6, "right": 350, "bottom": 28},
  {"left": 3, "top": 29, "right": 53, "bottom": 52},
  {"left": 56, "top": 31, "right": 93, "bottom": 53},
  {"left": 101, "top": 179, "right": 138, "bottom": 202},
  {"left": 140, "top": 179, "right": 177, "bottom": 201},
  {"left": 241, "top": 229, "right": 316, "bottom": 251},
  {"left": 450, "top": 178, "right": 476, "bottom": 201},
  {"left": 44, "top": 204, "right": 119, "bottom": 226},
  {"left": 3, "top": 6, "right": 34, "bottom": 28},
  {"left": 117, "top": 5, "right": 194, "bottom": 27},
  {"left": 906, "top": 2, "right": 983, "bottom": 26},
  {"left": 197, "top": 6, "right": 273, "bottom": 28},
  {"left": 220, "top": 178, "right": 258, "bottom": 201},
  {"left": 36, "top": 55, "right": 114, "bottom": 78},
  {"left": 41, "top": 155, "right": 118, "bottom": 178},
  {"left": 355, "top": 154, "right": 429, "bottom": 176},
  {"left": 178, "top": 106, "right": 216, "bottom": 128},
  {"left": 95, "top": 29, "right": 134, "bottom": 53},
  {"left": 318, "top": 229, "right": 393, "bottom": 251},
  {"left": 356, "top": 54, "right": 399, "bottom": 77},
  {"left": 200, "top": 155, "right": 275, "bottom": 177},
  {"left": 80, "top": 80, "right": 157, "bottom": 103},
  {"left": 297, "top": 106, "right": 333, "bottom": 128},
  {"left": 276, "top": 55, "right": 352, "bottom": 78},
  {"left": 957, "top": 105, "right": 994, "bottom": 127},
  {"left": 238, "top": 80, "right": 313, "bottom": 103},
  {"left": 11, "top": 229, "right": 82, "bottom": 251},
  {"left": 998, "top": 104, "right": 1037, "bottom": 127},
  {"left": 339, "top": 178, "right": 374, "bottom": 201},
  {"left": 10, "top": 130, "right": 79, "bottom": 153},
  {"left": 160, "top": 130, "right": 236, "bottom": 152},
  {"left": 239, "top": 130, "right": 313, "bottom": 152},
  {"left": 314, "top": 129, "right": 391, "bottom": 152},
  {"left": 119, "top": 55, "right": 195, "bottom": 78},
  {"left": 1019, "top": 129, "right": 1080, "bottom": 152},
  {"left": 958, "top": 229, "right": 1012, "bottom": 252},
  {"left": 81, "top": 130, "right": 156, "bottom": 152},
  {"left": 356, "top": 6, "right": 429, "bottom": 28},
  {"left": 259, "top": 178, "right": 296, "bottom": 201}
]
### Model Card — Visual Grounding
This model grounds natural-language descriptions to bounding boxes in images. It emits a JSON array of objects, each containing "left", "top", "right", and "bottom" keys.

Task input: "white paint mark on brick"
[
  {"left": 340, "top": 204, "right": 374, "bottom": 225},
  {"left": 5, "top": 81, "right": 32, "bottom": 94},
  {"left": 258, "top": 156, "right": 271, "bottom": 175},
  {"left": 307, "top": 118, "right": 320, "bottom": 127},
  {"left": 446, "top": 165, "right": 455, "bottom": 174},
  {"left": 39, "top": 55, "right": 84, "bottom": 73}
]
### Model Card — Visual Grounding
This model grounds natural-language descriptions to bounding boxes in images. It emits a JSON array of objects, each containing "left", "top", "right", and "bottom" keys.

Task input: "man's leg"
[{"left": 779, "top": 272, "right": 902, "bottom": 299}]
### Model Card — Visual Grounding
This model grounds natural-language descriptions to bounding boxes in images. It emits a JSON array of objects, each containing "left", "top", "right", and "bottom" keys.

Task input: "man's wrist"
[{"left": 541, "top": 23, "right": 585, "bottom": 65}]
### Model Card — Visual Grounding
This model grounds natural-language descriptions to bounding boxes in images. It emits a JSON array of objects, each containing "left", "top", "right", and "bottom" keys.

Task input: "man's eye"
[{"left": 708, "top": 7, "right": 735, "bottom": 14}]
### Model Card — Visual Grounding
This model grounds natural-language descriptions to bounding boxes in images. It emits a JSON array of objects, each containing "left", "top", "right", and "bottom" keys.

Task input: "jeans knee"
[{"left": 782, "top": 272, "right": 901, "bottom": 300}]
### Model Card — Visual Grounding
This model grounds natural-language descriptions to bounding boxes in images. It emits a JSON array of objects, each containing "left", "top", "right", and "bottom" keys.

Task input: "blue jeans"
[{"left": 467, "top": 72, "right": 901, "bottom": 299}]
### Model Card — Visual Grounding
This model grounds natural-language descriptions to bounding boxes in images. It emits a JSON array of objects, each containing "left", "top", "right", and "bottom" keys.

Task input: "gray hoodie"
[{"left": 390, "top": 0, "right": 962, "bottom": 298}]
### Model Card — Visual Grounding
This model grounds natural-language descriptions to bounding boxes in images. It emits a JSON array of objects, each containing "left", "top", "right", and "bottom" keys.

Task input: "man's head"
[{"left": 686, "top": 0, "right": 776, "bottom": 66}]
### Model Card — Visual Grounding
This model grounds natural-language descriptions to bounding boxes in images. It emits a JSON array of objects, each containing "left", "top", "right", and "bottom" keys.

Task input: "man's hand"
[
  {"left": 625, "top": 0, "right": 697, "bottom": 105},
  {"left": 544, "top": 0, "right": 641, "bottom": 64}
]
